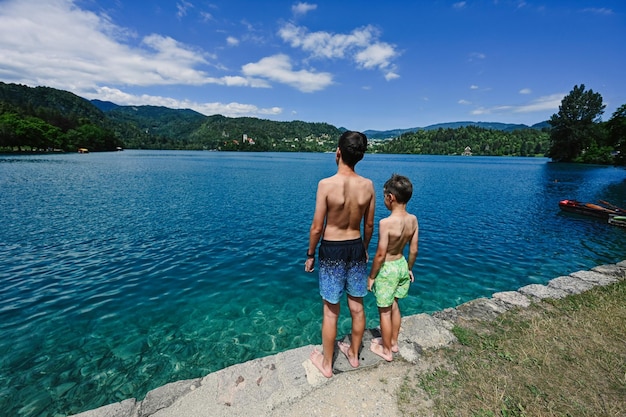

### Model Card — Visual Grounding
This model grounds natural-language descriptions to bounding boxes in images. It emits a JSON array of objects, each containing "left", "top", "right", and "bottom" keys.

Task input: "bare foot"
[
  {"left": 338, "top": 341, "right": 359, "bottom": 368},
  {"left": 369, "top": 340, "right": 393, "bottom": 362},
  {"left": 309, "top": 348, "right": 333, "bottom": 378},
  {"left": 371, "top": 337, "right": 399, "bottom": 353}
]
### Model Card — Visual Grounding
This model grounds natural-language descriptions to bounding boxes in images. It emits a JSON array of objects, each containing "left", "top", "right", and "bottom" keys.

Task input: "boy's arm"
[
  {"left": 367, "top": 219, "right": 388, "bottom": 291},
  {"left": 362, "top": 181, "right": 376, "bottom": 251},
  {"left": 407, "top": 218, "right": 419, "bottom": 281},
  {"left": 305, "top": 182, "right": 327, "bottom": 272}
]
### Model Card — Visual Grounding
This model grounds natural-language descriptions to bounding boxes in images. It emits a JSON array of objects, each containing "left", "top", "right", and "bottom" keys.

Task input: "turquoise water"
[{"left": 1, "top": 151, "right": 625, "bottom": 416}]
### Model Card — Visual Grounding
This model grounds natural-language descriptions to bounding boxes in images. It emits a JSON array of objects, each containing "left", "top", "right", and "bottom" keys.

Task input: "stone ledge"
[{"left": 70, "top": 261, "right": 626, "bottom": 417}]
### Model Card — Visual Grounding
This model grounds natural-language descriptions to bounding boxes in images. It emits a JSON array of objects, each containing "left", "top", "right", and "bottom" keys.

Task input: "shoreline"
[{"left": 71, "top": 260, "right": 626, "bottom": 417}]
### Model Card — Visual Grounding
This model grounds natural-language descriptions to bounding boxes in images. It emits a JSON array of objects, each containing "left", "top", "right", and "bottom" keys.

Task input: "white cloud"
[
  {"left": 176, "top": 1, "right": 194, "bottom": 19},
  {"left": 226, "top": 36, "right": 240, "bottom": 46},
  {"left": 581, "top": 8, "right": 613, "bottom": 15},
  {"left": 86, "top": 87, "right": 282, "bottom": 118},
  {"left": 470, "top": 85, "right": 479, "bottom": 90},
  {"left": 355, "top": 43, "right": 395, "bottom": 69},
  {"left": 200, "top": 12, "right": 214, "bottom": 22},
  {"left": 292, "top": 2, "right": 317, "bottom": 16},
  {"left": 519, "top": 88, "right": 532, "bottom": 94},
  {"left": 242, "top": 54, "right": 333, "bottom": 93},
  {"left": 453, "top": 2, "right": 467, "bottom": 9},
  {"left": 385, "top": 72, "right": 400, "bottom": 81},
  {"left": 470, "top": 93, "right": 564, "bottom": 116},
  {"left": 514, "top": 94, "right": 564, "bottom": 113},
  {"left": 278, "top": 23, "right": 399, "bottom": 79},
  {"left": 458, "top": 99, "right": 472, "bottom": 105},
  {"left": 0, "top": 0, "right": 283, "bottom": 94},
  {"left": 469, "top": 52, "right": 486, "bottom": 61},
  {"left": 0, "top": 0, "right": 221, "bottom": 92}
]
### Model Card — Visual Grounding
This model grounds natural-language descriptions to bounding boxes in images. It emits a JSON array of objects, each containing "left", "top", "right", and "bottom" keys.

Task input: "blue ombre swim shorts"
[{"left": 318, "top": 238, "right": 368, "bottom": 304}]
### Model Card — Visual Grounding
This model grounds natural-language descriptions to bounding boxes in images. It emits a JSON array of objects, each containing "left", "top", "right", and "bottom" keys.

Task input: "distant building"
[{"left": 462, "top": 146, "right": 472, "bottom": 156}]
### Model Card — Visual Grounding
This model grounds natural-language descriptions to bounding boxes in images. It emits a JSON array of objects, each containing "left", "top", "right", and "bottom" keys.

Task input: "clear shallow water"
[{"left": 1, "top": 151, "right": 625, "bottom": 416}]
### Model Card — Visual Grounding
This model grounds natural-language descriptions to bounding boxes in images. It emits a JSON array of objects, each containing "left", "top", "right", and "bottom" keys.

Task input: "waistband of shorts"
[
  {"left": 384, "top": 257, "right": 407, "bottom": 265},
  {"left": 320, "top": 237, "right": 363, "bottom": 247}
]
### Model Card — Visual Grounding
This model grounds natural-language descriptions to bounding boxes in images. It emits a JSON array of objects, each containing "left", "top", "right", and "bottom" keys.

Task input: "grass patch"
[{"left": 398, "top": 280, "right": 626, "bottom": 416}]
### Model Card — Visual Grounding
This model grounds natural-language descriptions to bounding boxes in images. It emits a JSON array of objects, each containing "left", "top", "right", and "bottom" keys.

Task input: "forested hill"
[
  {"left": 92, "top": 101, "right": 343, "bottom": 151},
  {"left": 0, "top": 82, "right": 122, "bottom": 152},
  {"left": 364, "top": 121, "right": 549, "bottom": 139},
  {"left": 0, "top": 82, "right": 344, "bottom": 152},
  {"left": 0, "top": 82, "right": 106, "bottom": 125},
  {"left": 1, "top": 82, "right": 550, "bottom": 156}
]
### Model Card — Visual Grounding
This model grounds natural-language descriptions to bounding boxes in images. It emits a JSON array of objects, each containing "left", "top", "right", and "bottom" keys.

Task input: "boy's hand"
[
  {"left": 304, "top": 257, "right": 315, "bottom": 272},
  {"left": 409, "top": 271, "right": 415, "bottom": 283},
  {"left": 367, "top": 277, "right": 375, "bottom": 291}
]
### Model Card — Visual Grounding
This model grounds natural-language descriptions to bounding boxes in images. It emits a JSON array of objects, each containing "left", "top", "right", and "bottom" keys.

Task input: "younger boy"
[{"left": 367, "top": 174, "right": 418, "bottom": 361}]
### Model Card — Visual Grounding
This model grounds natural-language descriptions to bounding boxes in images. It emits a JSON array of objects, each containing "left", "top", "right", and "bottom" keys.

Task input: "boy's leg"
[
  {"left": 342, "top": 294, "right": 364, "bottom": 367},
  {"left": 390, "top": 298, "right": 401, "bottom": 351},
  {"left": 311, "top": 300, "right": 339, "bottom": 377},
  {"left": 370, "top": 305, "right": 394, "bottom": 361}
]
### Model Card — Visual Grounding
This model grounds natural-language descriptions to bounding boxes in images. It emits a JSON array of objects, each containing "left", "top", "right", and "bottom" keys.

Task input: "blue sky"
[{"left": 0, "top": 0, "right": 624, "bottom": 131}]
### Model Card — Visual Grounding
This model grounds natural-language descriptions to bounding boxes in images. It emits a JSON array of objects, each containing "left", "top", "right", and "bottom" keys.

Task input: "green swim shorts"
[{"left": 372, "top": 257, "right": 410, "bottom": 308}]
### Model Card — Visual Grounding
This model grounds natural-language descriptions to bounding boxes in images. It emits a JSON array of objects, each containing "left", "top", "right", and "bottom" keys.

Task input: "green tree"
[
  {"left": 607, "top": 104, "right": 626, "bottom": 166},
  {"left": 546, "top": 84, "right": 605, "bottom": 162}
]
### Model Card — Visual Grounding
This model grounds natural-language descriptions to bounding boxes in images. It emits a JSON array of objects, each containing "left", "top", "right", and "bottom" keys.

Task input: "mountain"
[
  {"left": 0, "top": 82, "right": 125, "bottom": 152},
  {"left": 90, "top": 99, "right": 120, "bottom": 112},
  {"left": 0, "top": 81, "right": 107, "bottom": 125},
  {"left": 103, "top": 105, "right": 207, "bottom": 141},
  {"left": 0, "top": 81, "right": 552, "bottom": 153},
  {"left": 364, "top": 120, "right": 549, "bottom": 140}
]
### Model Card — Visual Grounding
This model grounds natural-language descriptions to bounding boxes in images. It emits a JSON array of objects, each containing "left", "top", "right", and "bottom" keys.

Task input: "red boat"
[{"left": 559, "top": 199, "right": 626, "bottom": 219}]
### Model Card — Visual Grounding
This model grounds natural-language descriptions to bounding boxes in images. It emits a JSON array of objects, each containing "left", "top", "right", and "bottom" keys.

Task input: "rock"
[
  {"left": 548, "top": 275, "right": 595, "bottom": 294},
  {"left": 454, "top": 297, "right": 509, "bottom": 321},
  {"left": 432, "top": 307, "right": 458, "bottom": 323},
  {"left": 139, "top": 378, "right": 201, "bottom": 416},
  {"left": 592, "top": 263, "right": 626, "bottom": 280},
  {"left": 518, "top": 284, "right": 568, "bottom": 300},
  {"left": 492, "top": 291, "right": 532, "bottom": 308},
  {"left": 570, "top": 270, "right": 618, "bottom": 286},
  {"left": 71, "top": 398, "right": 137, "bottom": 417},
  {"left": 400, "top": 314, "right": 456, "bottom": 352}
]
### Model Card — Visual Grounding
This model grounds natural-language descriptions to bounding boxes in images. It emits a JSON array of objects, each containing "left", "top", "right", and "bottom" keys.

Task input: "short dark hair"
[
  {"left": 384, "top": 174, "right": 413, "bottom": 204},
  {"left": 338, "top": 131, "right": 367, "bottom": 167}
]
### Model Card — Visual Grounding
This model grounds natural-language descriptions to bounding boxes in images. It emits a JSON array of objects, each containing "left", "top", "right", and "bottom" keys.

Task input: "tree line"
[
  {"left": 0, "top": 82, "right": 624, "bottom": 165},
  {"left": 545, "top": 84, "right": 624, "bottom": 165},
  {"left": 0, "top": 82, "right": 122, "bottom": 152},
  {"left": 376, "top": 84, "right": 625, "bottom": 165},
  {"left": 375, "top": 125, "right": 550, "bottom": 157}
]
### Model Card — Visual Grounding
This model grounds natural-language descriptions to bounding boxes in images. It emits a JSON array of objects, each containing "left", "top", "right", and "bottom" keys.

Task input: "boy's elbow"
[{"left": 309, "top": 222, "right": 323, "bottom": 235}]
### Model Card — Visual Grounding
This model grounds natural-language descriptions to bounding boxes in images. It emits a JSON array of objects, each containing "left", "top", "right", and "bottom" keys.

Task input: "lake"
[{"left": 1, "top": 150, "right": 625, "bottom": 416}]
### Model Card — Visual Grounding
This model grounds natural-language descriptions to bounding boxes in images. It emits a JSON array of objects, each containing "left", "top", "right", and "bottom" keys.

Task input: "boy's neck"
[
  {"left": 389, "top": 202, "right": 408, "bottom": 214},
  {"left": 337, "top": 159, "right": 357, "bottom": 175}
]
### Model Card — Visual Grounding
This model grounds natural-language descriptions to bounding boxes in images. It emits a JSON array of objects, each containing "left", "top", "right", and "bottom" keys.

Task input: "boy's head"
[
  {"left": 384, "top": 174, "right": 413, "bottom": 204},
  {"left": 337, "top": 131, "right": 367, "bottom": 167}
]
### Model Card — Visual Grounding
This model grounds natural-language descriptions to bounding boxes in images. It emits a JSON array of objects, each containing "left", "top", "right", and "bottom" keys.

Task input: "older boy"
[
  {"left": 367, "top": 174, "right": 418, "bottom": 361},
  {"left": 305, "top": 131, "right": 375, "bottom": 377}
]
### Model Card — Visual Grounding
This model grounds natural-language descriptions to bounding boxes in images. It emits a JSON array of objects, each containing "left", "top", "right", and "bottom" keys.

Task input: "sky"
[{"left": 0, "top": 0, "right": 624, "bottom": 131}]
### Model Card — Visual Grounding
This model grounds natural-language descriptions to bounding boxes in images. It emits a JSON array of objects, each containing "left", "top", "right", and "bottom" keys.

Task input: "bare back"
[
  {"left": 380, "top": 211, "right": 418, "bottom": 261},
  {"left": 317, "top": 173, "right": 375, "bottom": 241}
]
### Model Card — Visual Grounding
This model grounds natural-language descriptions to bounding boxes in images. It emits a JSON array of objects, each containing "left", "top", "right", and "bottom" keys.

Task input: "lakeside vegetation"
[
  {"left": 1, "top": 82, "right": 624, "bottom": 165},
  {"left": 399, "top": 279, "right": 626, "bottom": 416}
]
